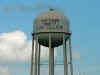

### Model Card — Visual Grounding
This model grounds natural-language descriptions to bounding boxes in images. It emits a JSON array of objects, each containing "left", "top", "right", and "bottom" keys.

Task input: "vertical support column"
[
  {"left": 63, "top": 33, "right": 67, "bottom": 75},
  {"left": 49, "top": 33, "right": 54, "bottom": 75},
  {"left": 69, "top": 37, "right": 73, "bottom": 75},
  {"left": 38, "top": 44, "right": 41, "bottom": 75},
  {"left": 30, "top": 35, "right": 34, "bottom": 75},
  {"left": 34, "top": 35, "right": 38, "bottom": 75}
]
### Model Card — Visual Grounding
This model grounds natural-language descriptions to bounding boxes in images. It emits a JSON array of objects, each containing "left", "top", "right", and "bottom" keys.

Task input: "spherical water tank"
[{"left": 33, "top": 9, "right": 70, "bottom": 47}]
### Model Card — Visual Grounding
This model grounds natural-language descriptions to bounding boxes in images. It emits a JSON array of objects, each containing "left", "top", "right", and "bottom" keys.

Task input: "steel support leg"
[
  {"left": 69, "top": 37, "right": 73, "bottom": 75},
  {"left": 63, "top": 34, "right": 67, "bottom": 75},
  {"left": 34, "top": 35, "right": 38, "bottom": 75},
  {"left": 30, "top": 36, "right": 34, "bottom": 75},
  {"left": 49, "top": 34, "right": 54, "bottom": 75},
  {"left": 38, "top": 44, "right": 41, "bottom": 75}
]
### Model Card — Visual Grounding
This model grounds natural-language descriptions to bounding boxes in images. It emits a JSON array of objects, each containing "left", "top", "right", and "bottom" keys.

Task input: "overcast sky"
[{"left": 0, "top": 0, "right": 100, "bottom": 75}]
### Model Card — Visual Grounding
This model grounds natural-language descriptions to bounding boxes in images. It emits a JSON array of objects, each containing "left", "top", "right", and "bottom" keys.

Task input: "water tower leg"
[
  {"left": 49, "top": 48, "right": 54, "bottom": 75},
  {"left": 30, "top": 36, "right": 34, "bottom": 75},
  {"left": 34, "top": 35, "right": 39, "bottom": 75},
  {"left": 38, "top": 44, "right": 41, "bottom": 75},
  {"left": 63, "top": 34, "right": 68, "bottom": 75},
  {"left": 69, "top": 37, "right": 73, "bottom": 75},
  {"left": 49, "top": 34, "right": 54, "bottom": 75}
]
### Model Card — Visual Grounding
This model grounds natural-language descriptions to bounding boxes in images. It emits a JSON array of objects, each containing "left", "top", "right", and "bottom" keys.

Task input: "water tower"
[{"left": 30, "top": 9, "right": 73, "bottom": 75}]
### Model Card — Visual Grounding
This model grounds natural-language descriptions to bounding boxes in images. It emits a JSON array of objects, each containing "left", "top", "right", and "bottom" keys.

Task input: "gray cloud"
[
  {"left": 0, "top": 3, "right": 66, "bottom": 14},
  {"left": 0, "top": 30, "right": 57, "bottom": 62},
  {"left": 0, "top": 67, "right": 9, "bottom": 75},
  {"left": 2, "top": 4, "right": 50, "bottom": 13}
]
